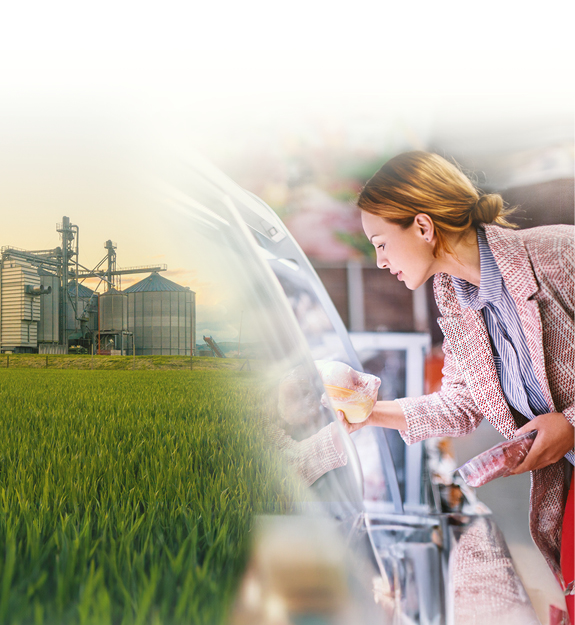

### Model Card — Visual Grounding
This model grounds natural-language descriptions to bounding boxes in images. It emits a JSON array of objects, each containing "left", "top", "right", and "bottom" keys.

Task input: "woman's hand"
[
  {"left": 511, "top": 412, "right": 575, "bottom": 474},
  {"left": 334, "top": 400, "right": 408, "bottom": 435},
  {"left": 320, "top": 393, "right": 376, "bottom": 434},
  {"left": 335, "top": 410, "right": 372, "bottom": 435}
]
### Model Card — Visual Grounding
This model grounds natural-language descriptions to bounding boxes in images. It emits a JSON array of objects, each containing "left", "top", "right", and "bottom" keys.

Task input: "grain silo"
[
  {"left": 0, "top": 260, "right": 41, "bottom": 353},
  {"left": 99, "top": 288, "right": 128, "bottom": 354},
  {"left": 125, "top": 273, "right": 195, "bottom": 356},
  {"left": 37, "top": 270, "right": 60, "bottom": 345},
  {"left": 100, "top": 288, "right": 128, "bottom": 333}
]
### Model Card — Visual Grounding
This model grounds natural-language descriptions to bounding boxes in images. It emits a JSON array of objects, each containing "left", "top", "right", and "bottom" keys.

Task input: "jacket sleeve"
[
  {"left": 528, "top": 227, "right": 575, "bottom": 427},
  {"left": 562, "top": 407, "right": 574, "bottom": 427},
  {"left": 264, "top": 420, "right": 347, "bottom": 487},
  {"left": 395, "top": 337, "right": 486, "bottom": 445},
  {"left": 558, "top": 225, "right": 575, "bottom": 315},
  {"left": 558, "top": 232, "right": 575, "bottom": 426}
]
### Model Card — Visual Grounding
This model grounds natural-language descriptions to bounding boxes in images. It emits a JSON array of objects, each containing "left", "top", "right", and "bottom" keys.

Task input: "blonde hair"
[{"left": 357, "top": 151, "right": 517, "bottom": 257}]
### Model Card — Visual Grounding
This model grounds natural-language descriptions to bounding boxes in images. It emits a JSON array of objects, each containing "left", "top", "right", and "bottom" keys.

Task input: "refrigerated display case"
[{"left": 170, "top": 149, "right": 542, "bottom": 625}]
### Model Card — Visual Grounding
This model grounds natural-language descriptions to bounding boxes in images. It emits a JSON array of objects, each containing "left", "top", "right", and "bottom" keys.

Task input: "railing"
[{"left": 76, "top": 264, "right": 168, "bottom": 277}]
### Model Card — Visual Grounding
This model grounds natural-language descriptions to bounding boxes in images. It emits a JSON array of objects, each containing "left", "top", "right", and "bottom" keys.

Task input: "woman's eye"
[{"left": 377, "top": 244, "right": 385, "bottom": 250}]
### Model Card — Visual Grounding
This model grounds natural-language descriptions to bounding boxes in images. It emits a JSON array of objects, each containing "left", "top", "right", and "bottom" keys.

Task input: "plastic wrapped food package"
[
  {"left": 315, "top": 361, "right": 381, "bottom": 424},
  {"left": 458, "top": 431, "right": 538, "bottom": 487}
]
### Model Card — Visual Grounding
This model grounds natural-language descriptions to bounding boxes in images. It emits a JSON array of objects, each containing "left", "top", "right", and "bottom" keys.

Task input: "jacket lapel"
[
  {"left": 434, "top": 271, "right": 517, "bottom": 437},
  {"left": 484, "top": 225, "right": 556, "bottom": 412},
  {"left": 437, "top": 309, "right": 518, "bottom": 438}
]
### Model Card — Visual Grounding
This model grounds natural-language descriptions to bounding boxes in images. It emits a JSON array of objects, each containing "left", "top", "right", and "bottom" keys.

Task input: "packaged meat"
[
  {"left": 549, "top": 604, "right": 570, "bottom": 625},
  {"left": 315, "top": 360, "right": 380, "bottom": 424},
  {"left": 457, "top": 430, "right": 538, "bottom": 487}
]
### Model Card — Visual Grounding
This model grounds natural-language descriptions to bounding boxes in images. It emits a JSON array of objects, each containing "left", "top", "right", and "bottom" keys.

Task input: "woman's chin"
[
  {"left": 403, "top": 277, "right": 415, "bottom": 290},
  {"left": 404, "top": 277, "right": 426, "bottom": 291}
]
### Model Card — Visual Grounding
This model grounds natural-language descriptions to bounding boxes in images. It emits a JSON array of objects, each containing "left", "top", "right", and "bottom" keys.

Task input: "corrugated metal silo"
[
  {"left": 125, "top": 273, "right": 196, "bottom": 356},
  {"left": 99, "top": 289, "right": 127, "bottom": 333},
  {"left": 37, "top": 270, "right": 59, "bottom": 343},
  {"left": 0, "top": 260, "right": 41, "bottom": 352}
]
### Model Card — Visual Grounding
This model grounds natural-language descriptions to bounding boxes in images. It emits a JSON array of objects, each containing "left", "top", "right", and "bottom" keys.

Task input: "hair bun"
[{"left": 473, "top": 194, "right": 503, "bottom": 224}]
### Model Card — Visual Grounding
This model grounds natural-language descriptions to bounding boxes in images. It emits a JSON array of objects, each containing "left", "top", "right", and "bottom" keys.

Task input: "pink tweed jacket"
[{"left": 396, "top": 224, "right": 575, "bottom": 582}]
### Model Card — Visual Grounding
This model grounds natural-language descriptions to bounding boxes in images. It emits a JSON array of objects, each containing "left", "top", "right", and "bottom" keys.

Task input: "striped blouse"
[{"left": 452, "top": 228, "right": 574, "bottom": 466}]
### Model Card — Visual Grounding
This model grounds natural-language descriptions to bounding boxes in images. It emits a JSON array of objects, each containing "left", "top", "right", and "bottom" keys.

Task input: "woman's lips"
[{"left": 397, "top": 271, "right": 403, "bottom": 281}]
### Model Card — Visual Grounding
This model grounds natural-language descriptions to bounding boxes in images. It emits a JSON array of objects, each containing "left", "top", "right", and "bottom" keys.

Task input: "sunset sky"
[{"left": 1, "top": 0, "right": 572, "bottom": 342}]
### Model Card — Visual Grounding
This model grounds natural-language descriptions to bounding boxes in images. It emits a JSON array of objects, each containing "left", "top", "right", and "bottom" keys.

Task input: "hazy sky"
[
  {"left": 1, "top": 0, "right": 572, "bottom": 128},
  {"left": 1, "top": 0, "right": 572, "bottom": 341},
  {"left": 0, "top": 116, "right": 270, "bottom": 343}
]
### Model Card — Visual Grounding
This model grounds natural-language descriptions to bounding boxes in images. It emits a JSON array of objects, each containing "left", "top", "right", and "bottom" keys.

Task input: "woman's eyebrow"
[{"left": 369, "top": 234, "right": 379, "bottom": 243}]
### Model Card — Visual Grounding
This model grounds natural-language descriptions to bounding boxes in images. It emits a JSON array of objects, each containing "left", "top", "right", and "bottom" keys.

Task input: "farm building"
[
  {"left": 0, "top": 216, "right": 196, "bottom": 356},
  {"left": 125, "top": 273, "right": 195, "bottom": 356}
]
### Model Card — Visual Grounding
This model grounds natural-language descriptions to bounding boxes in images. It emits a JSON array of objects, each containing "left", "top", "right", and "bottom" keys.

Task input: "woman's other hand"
[{"left": 511, "top": 412, "right": 575, "bottom": 474}]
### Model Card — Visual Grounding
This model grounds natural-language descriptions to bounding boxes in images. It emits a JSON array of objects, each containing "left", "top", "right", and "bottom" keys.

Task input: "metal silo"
[
  {"left": 99, "top": 289, "right": 127, "bottom": 333},
  {"left": 37, "top": 270, "right": 60, "bottom": 344},
  {"left": 98, "top": 288, "right": 128, "bottom": 354},
  {"left": 125, "top": 272, "right": 196, "bottom": 356},
  {"left": 0, "top": 260, "right": 41, "bottom": 352}
]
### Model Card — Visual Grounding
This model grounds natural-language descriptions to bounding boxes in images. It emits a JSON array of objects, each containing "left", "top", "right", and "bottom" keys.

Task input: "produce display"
[
  {"left": 458, "top": 431, "right": 538, "bottom": 487},
  {"left": 0, "top": 367, "right": 296, "bottom": 625},
  {"left": 315, "top": 360, "right": 380, "bottom": 424}
]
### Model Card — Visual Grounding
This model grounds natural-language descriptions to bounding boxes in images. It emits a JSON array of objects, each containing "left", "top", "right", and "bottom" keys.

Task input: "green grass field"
[
  {"left": 0, "top": 368, "right": 297, "bottom": 625},
  {"left": 0, "top": 355, "right": 246, "bottom": 371}
]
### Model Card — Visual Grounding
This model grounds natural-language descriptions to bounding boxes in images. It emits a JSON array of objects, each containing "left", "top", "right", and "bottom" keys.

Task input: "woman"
[{"left": 343, "top": 151, "right": 574, "bottom": 612}]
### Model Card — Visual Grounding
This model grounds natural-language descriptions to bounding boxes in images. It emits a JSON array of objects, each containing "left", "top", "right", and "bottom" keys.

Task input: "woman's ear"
[{"left": 414, "top": 213, "right": 434, "bottom": 242}]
